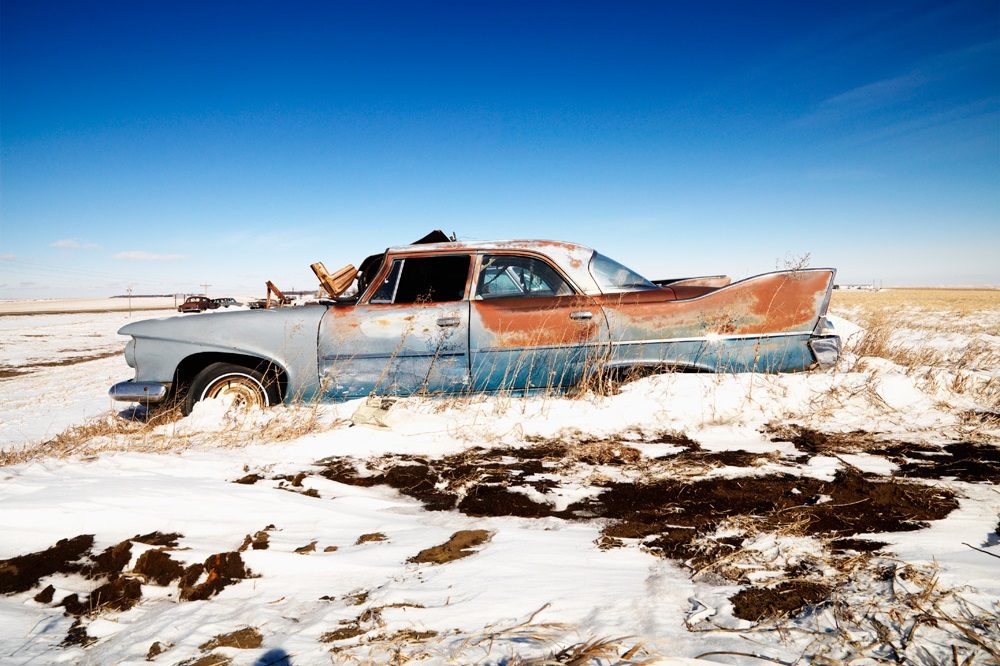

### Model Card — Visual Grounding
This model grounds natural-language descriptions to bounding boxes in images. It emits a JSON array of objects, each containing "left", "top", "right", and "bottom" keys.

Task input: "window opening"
[
  {"left": 476, "top": 255, "right": 574, "bottom": 299},
  {"left": 371, "top": 255, "right": 470, "bottom": 304}
]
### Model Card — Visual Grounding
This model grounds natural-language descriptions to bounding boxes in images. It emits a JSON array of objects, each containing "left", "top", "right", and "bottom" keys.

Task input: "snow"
[{"left": 0, "top": 305, "right": 998, "bottom": 664}]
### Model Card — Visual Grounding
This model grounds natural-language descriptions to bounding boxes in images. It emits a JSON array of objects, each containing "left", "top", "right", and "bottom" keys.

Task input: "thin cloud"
[
  {"left": 799, "top": 73, "right": 927, "bottom": 125},
  {"left": 50, "top": 239, "right": 101, "bottom": 249},
  {"left": 114, "top": 251, "right": 187, "bottom": 261},
  {"left": 0, "top": 253, "right": 14, "bottom": 261}
]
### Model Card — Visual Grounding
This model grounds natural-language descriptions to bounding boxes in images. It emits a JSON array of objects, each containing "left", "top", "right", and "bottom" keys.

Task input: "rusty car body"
[{"left": 109, "top": 235, "right": 840, "bottom": 413}]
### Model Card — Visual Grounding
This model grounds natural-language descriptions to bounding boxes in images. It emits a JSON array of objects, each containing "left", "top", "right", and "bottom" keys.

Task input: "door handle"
[
  {"left": 569, "top": 310, "right": 593, "bottom": 321},
  {"left": 436, "top": 317, "right": 461, "bottom": 327}
]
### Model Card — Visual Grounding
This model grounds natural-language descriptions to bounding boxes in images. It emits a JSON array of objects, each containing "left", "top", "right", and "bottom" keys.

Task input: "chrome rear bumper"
[
  {"left": 109, "top": 380, "right": 170, "bottom": 404},
  {"left": 808, "top": 336, "right": 841, "bottom": 369}
]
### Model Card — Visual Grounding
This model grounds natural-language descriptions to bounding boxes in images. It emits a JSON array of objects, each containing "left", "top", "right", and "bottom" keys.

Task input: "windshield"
[{"left": 589, "top": 252, "right": 658, "bottom": 293}]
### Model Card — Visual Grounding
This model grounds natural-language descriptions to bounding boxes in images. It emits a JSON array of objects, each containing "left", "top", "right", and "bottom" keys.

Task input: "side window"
[
  {"left": 369, "top": 255, "right": 471, "bottom": 304},
  {"left": 476, "top": 255, "right": 574, "bottom": 299}
]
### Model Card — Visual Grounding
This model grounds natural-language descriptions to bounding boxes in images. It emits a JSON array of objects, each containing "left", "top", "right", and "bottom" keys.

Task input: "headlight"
[{"left": 125, "top": 339, "right": 136, "bottom": 368}]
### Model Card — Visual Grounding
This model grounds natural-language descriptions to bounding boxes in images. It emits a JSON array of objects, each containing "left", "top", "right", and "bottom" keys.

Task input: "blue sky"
[{"left": 1, "top": 0, "right": 998, "bottom": 298}]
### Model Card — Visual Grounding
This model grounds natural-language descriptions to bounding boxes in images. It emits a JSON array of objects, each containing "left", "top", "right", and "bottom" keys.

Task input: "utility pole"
[
  {"left": 127, "top": 285, "right": 133, "bottom": 318},
  {"left": 200, "top": 283, "right": 211, "bottom": 296}
]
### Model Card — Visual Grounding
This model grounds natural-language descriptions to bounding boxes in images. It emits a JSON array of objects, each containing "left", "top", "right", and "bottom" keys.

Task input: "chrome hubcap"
[{"left": 201, "top": 373, "right": 268, "bottom": 410}]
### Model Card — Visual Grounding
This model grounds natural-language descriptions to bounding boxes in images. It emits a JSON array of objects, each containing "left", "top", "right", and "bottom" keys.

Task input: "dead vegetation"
[{"left": 0, "top": 401, "right": 343, "bottom": 467}]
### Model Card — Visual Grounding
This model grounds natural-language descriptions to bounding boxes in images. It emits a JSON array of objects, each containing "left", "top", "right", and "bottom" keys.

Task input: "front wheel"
[{"left": 184, "top": 362, "right": 281, "bottom": 415}]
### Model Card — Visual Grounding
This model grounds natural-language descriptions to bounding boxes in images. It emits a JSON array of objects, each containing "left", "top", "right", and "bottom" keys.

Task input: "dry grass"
[
  {"left": 0, "top": 401, "right": 342, "bottom": 467},
  {"left": 832, "top": 287, "right": 1000, "bottom": 315}
]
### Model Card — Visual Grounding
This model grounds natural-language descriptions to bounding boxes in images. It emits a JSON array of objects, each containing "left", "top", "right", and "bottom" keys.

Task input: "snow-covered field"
[{"left": 1, "top": 292, "right": 998, "bottom": 665}]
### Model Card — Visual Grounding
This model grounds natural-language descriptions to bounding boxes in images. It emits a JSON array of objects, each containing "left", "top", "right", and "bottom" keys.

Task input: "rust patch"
[
  {"left": 597, "top": 269, "right": 832, "bottom": 338},
  {"left": 473, "top": 296, "right": 601, "bottom": 349}
]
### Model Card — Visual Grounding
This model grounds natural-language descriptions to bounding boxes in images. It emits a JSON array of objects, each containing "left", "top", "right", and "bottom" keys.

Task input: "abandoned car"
[
  {"left": 176, "top": 296, "right": 216, "bottom": 313},
  {"left": 110, "top": 233, "right": 840, "bottom": 413}
]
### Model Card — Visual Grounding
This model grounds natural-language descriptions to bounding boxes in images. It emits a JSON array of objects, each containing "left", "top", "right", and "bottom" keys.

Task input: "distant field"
[{"left": 832, "top": 287, "right": 1000, "bottom": 314}]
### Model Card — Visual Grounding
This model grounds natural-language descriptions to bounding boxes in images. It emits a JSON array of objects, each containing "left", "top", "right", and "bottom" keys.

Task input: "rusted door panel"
[
  {"left": 597, "top": 269, "right": 833, "bottom": 371},
  {"left": 318, "top": 303, "right": 469, "bottom": 399},
  {"left": 470, "top": 295, "right": 610, "bottom": 391}
]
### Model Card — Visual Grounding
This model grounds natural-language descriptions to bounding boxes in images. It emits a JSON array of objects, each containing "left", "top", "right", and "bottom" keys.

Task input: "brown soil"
[
  {"left": 133, "top": 532, "right": 183, "bottom": 547},
  {"left": 409, "top": 530, "right": 492, "bottom": 564},
  {"left": 62, "top": 577, "right": 143, "bottom": 615},
  {"left": 199, "top": 627, "right": 263, "bottom": 650},
  {"left": 184, "top": 654, "right": 232, "bottom": 666},
  {"left": 146, "top": 640, "right": 171, "bottom": 659},
  {"left": 234, "top": 473, "right": 261, "bottom": 484},
  {"left": 62, "top": 619, "right": 95, "bottom": 647},
  {"left": 134, "top": 550, "right": 185, "bottom": 585},
  {"left": 316, "top": 435, "right": 959, "bottom": 582},
  {"left": 0, "top": 534, "right": 94, "bottom": 594},
  {"left": 766, "top": 424, "right": 1000, "bottom": 483},
  {"left": 830, "top": 538, "right": 888, "bottom": 554},
  {"left": 730, "top": 581, "right": 832, "bottom": 622},
  {"left": 295, "top": 541, "right": 317, "bottom": 554},
  {"left": 6, "top": 350, "right": 123, "bottom": 378},
  {"left": 85, "top": 540, "right": 132, "bottom": 578},
  {"left": 238, "top": 530, "right": 271, "bottom": 551},
  {"left": 34, "top": 584, "right": 56, "bottom": 603},
  {"left": 320, "top": 624, "right": 366, "bottom": 642},
  {"left": 355, "top": 533, "right": 388, "bottom": 544},
  {"left": 179, "top": 552, "right": 253, "bottom": 601}
]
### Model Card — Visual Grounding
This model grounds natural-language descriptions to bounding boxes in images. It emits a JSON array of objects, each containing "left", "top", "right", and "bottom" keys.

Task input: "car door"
[
  {"left": 318, "top": 254, "right": 472, "bottom": 399},
  {"left": 469, "top": 253, "right": 609, "bottom": 392}
]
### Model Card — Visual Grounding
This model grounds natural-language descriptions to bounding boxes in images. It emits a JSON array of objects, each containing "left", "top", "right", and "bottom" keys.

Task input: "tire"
[{"left": 183, "top": 362, "right": 281, "bottom": 415}]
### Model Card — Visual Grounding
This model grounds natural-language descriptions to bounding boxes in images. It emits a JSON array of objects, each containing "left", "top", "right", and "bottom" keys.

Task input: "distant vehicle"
[
  {"left": 248, "top": 296, "right": 293, "bottom": 310},
  {"left": 177, "top": 296, "right": 216, "bottom": 313},
  {"left": 111, "top": 233, "right": 841, "bottom": 415},
  {"left": 211, "top": 297, "right": 241, "bottom": 308}
]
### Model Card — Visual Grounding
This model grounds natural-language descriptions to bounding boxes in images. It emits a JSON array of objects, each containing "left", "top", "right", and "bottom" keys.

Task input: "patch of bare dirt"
[
  {"left": 766, "top": 424, "right": 1000, "bottom": 483},
  {"left": 409, "top": 530, "right": 492, "bottom": 564},
  {"left": 3, "top": 351, "right": 122, "bottom": 379},
  {"left": 134, "top": 550, "right": 185, "bottom": 586},
  {"left": 355, "top": 532, "right": 388, "bottom": 544},
  {"left": 146, "top": 640, "right": 172, "bottom": 660},
  {"left": 179, "top": 552, "right": 254, "bottom": 601},
  {"left": 238, "top": 527, "right": 272, "bottom": 552},
  {"left": 133, "top": 531, "right": 183, "bottom": 547},
  {"left": 199, "top": 627, "right": 263, "bottom": 650},
  {"left": 0, "top": 534, "right": 95, "bottom": 594},
  {"left": 314, "top": 435, "right": 959, "bottom": 585},
  {"left": 320, "top": 624, "right": 366, "bottom": 642},
  {"left": 730, "top": 581, "right": 832, "bottom": 622}
]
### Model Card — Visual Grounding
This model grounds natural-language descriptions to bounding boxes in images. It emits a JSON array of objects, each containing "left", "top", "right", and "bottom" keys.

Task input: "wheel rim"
[{"left": 200, "top": 372, "right": 270, "bottom": 410}]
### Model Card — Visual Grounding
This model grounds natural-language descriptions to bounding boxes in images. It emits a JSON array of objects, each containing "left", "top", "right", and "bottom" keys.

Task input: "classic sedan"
[{"left": 110, "top": 236, "right": 840, "bottom": 414}]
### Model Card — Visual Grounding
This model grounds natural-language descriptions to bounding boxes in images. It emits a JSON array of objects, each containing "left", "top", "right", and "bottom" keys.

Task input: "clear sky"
[{"left": 1, "top": 0, "right": 998, "bottom": 298}]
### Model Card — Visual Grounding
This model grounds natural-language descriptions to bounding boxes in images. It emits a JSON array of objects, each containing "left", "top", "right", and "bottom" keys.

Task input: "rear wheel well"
[{"left": 173, "top": 353, "right": 287, "bottom": 403}]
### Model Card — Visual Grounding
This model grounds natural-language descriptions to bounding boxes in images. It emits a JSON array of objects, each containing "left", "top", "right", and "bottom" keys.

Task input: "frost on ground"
[{"left": 0, "top": 290, "right": 998, "bottom": 665}]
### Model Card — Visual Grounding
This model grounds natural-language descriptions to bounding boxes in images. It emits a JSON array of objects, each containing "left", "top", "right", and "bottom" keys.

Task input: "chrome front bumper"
[{"left": 109, "top": 380, "right": 170, "bottom": 404}]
